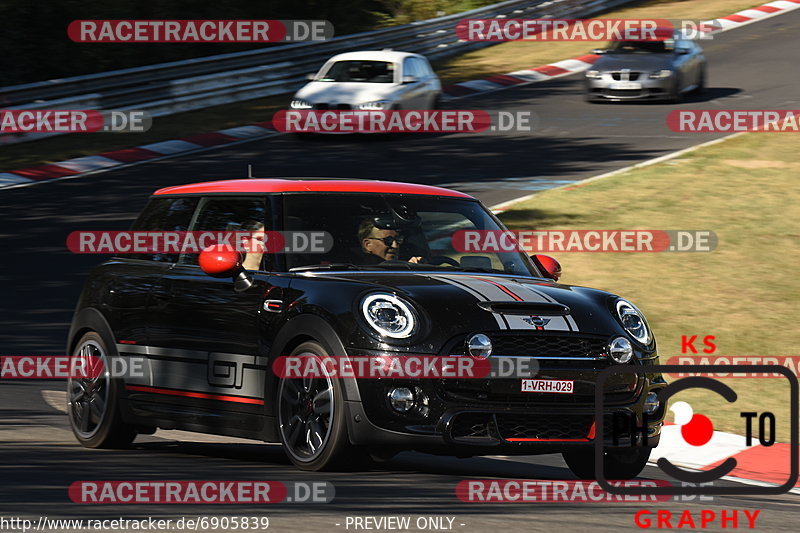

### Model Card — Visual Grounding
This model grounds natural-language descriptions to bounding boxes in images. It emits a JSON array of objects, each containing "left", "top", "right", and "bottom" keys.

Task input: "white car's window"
[
  {"left": 318, "top": 60, "right": 395, "bottom": 83},
  {"left": 419, "top": 58, "right": 435, "bottom": 77},
  {"left": 608, "top": 41, "right": 673, "bottom": 54},
  {"left": 402, "top": 58, "right": 417, "bottom": 79},
  {"left": 410, "top": 58, "right": 428, "bottom": 79}
]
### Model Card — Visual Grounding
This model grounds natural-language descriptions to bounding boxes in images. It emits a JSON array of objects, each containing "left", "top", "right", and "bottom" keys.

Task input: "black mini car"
[{"left": 67, "top": 179, "right": 666, "bottom": 476}]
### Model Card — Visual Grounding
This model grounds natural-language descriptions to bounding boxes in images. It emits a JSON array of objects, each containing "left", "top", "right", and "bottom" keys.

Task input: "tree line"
[{"left": 0, "top": 0, "right": 495, "bottom": 85}]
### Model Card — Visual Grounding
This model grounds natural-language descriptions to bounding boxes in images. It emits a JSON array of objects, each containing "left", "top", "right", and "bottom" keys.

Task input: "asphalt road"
[
  {"left": 0, "top": 8, "right": 798, "bottom": 531},
  {"left": 2, "top": 381, "right": 798, "bottom": 532}
]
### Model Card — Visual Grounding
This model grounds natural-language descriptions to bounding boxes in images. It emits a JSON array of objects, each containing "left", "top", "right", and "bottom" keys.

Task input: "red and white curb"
[
  {"left": 0, "top": 123, "right": 278, "bottom": 189},
  {"left": 442, "top": 0, "right": 800, "bottom": 99},
  {"left": 2, "top": 0, "right": 800, "bottom": 191},
  {"left": 651, "top": 423, "right": 799, "bottom": 494},
  {"left": 443, "top": 54, "right": 602, "bottom": 98}
]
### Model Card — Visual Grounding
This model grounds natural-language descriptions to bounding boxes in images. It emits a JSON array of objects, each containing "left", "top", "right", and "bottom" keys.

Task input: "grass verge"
[
  {"left": 497, "top": 131, "right": 800, "bottom": 440},
  {"left": 435, "top": 0, "right": 763, "bottom": 84},
  {"left": 1, "top": 0, "right": 767, "bottom": 171}
]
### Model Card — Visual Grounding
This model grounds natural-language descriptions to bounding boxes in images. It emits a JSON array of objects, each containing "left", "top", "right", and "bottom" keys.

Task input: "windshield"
[
  {"left": 282, "top": 193, "right": 538, "bottom": 276},
  {"left": 607, "top": 40, "right": 674, "bottom": 54},
  {"left": 317, "top": 60, "right": 396, "bottom": 83}
]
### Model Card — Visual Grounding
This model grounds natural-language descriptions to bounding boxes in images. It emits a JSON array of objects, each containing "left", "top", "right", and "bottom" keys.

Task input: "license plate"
[
  {"left": 521, "top": 379, "right": 574, "bottom": 394},
  {"left": 609, "top": 82, "right": 641, "bottom": 90}
]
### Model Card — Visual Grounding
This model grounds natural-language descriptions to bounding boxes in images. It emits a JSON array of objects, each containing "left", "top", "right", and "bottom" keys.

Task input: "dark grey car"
[{"left": 585, "top": 33, "right": 706, "bottom": 102}]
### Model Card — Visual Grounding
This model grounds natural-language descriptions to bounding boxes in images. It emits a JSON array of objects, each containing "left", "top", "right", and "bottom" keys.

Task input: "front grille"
[
  {"left": 611, "top": 71, "right": 641, "bottom": 81},
  {"left": 449, "top": 412, "right": 595, "bottom": 441},
  {"left": 450, "top": 412, "right": 495, "bottom": 439},
  {"left": 452, "top": 333, "right": 608, "bottom": 359},
  {"left": 496, "top": 413, "right": 594, "bottom": 440},
  {"left": 606, "top": 89, "right": 642, "bottom": 97},
  {"left": 312, "top": 103, "right": 352, "bottom": 110}
]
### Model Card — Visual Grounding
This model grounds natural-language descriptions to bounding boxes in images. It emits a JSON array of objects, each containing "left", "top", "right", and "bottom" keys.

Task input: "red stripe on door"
[{"left": 126, "top": 385, "right": 264, "bottom": 405}]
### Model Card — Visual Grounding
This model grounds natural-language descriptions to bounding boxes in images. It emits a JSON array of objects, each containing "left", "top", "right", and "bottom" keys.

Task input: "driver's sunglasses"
[{"left": 367, "top": 235, "right": 404, "bottom": 247}]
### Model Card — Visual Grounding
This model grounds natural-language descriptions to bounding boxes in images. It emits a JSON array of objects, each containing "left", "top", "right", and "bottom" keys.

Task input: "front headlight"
[
  {"left": 361, "top": 293, "right": 417, "bottom": 338},
  {"left": 615, "top": 299, "right": 651, "bottom": 345},
  {"left": 290, "top": 99, "right": 313, "bottom": 109},
  {"left": 585, "top": 70, "right": 602, "bottom": 79},
  {"left": 649, "top": 70, "right": 673, "bottom": 79},
  {"left": 356, "top": 100, "right": 392, "bottom": 110}
]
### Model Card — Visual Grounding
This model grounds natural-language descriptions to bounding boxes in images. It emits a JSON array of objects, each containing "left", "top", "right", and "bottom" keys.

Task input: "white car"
[{"left": 290, "top": 50, "right": 442, "bottom": 111}]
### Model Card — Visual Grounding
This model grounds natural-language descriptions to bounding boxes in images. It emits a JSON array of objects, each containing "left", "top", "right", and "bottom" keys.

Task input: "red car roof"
[{"left": 153, "top": 179, "right": 474, "bottom": 199}]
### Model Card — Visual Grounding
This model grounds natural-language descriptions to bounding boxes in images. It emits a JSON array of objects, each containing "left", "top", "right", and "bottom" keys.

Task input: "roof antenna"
[{"left": 247, "top": 164, "right": 253, "bottom": 178}]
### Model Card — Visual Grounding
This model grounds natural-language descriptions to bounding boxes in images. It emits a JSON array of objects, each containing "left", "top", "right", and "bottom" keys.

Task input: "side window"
[
  {"left": 181, "top": 197, "right": 269, "bottom": 270},
  {"left": 125, "top": 197, "right": 199, "bottom": 262},
  {"left": 402, "top": 58, "right": 418, "bottom": 80},
  {"left": 411, "top": 58, "right": 429, "bottom": 79},
  {"left": 420, "top": 57, "right": 434, "bottom": 77}
]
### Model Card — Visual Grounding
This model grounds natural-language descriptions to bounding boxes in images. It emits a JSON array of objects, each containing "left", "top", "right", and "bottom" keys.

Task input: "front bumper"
[
  {"left": 343, "top": 353, "right": 665, "bottom": 454},
  {"left": 586, "top": 74, "right": 675, "bottom": 100}
]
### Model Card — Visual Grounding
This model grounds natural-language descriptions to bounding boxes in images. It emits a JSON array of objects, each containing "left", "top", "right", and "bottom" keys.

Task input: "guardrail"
[{"left": 0, "top": 0, "right": 640, "bottom": 144}]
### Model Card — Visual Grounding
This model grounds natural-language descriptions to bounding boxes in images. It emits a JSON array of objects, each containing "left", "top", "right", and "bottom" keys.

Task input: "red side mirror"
[
  {"left": 199, "top": 244, "right": 242, "bottom": 278},
  {"left": 531, "top": 254, "right": 562, "bottom": 281}
]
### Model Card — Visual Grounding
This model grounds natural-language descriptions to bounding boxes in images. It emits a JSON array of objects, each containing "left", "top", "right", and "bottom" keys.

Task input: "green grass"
[
  {"left": 498, "top": 132, "right": 800, "bottom": 440},
  {"left": 435, "top": 0, "right": 762, "bottom": 84}
]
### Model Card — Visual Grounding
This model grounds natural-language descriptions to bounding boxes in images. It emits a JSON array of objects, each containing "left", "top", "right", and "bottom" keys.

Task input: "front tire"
[
  {"left": 276, "top": 341, "right": 356, "bottom": 470},
  {"left": 67, "top": 332, "right": 137, "bottom": 448},
  {"left": 563, "top": 447, "right": 651, "bottom": 480}
]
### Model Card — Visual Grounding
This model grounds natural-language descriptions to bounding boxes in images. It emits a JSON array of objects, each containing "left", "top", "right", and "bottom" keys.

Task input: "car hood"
[
  {"left": 593, "top": 54, "right": 674, "bottom": 72},
  {"left": 293, "top": 82, "right": 400, "bottom": 105},
  {"left": 309, "top": 271, "right": 623, "bottom": 337}
]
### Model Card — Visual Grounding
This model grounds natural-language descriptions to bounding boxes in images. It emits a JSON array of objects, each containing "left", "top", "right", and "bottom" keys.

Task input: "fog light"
[
  {"left": 467, "top": 333, "right": 492, "bottom": 358},
  {"left": 644, "top": 392, "right": 659, "bottom": 415},
  {"left": 609, "top": 336, "right": 633, "bottom": 364},
  {"left": 388, "top": 387, "right": 415, "bottom": 412}
]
